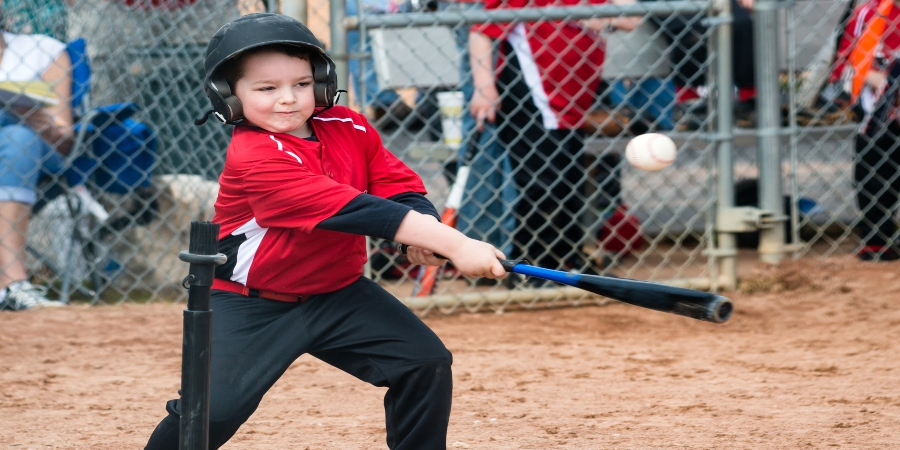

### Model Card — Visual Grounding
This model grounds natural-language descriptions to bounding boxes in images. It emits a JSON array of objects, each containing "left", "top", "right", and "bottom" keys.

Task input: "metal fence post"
[
  {"left": 712, "top": 0, "right": 738, "bottom": 289},
  {"left": 753, "top": 0, "right": 786, "bottom": 264},
  {"left": 331, "top": 0, "right": 350, "bottom": 107},
  {"left": 282, "top": 0, "right": 308, "bottom": 22}
]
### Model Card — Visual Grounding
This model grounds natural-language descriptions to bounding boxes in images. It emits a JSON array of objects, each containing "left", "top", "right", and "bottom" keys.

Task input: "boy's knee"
[
  {"left": 207, "top": 402, "right": 253, "bottom": 435},
  {"left": 403, "top": 354, "right": 454, "bottom": 387}
]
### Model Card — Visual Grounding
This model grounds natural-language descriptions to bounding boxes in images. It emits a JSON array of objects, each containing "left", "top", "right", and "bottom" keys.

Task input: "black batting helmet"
[{"left": 202, "top": 13, "right": 338, "bottom": 124}]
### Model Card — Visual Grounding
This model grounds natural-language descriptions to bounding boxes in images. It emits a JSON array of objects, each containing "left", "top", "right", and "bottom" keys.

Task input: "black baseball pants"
[
  {"left": 495, "top": 45, "right": 589, "bottom": 270},
  {"left": 144, "top": 276, "right": 453, "bottom": 450},
  {"left": 855, "top": 121, "right": 900, "bottom": 248}
]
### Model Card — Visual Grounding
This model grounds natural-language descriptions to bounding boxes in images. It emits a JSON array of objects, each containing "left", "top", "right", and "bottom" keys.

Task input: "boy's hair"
[{"left": 221, "top": 44, "right": 312, "bottom": 91}]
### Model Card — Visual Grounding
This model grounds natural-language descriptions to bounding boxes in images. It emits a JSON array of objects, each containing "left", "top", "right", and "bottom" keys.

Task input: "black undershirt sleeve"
[
  {"left": 316, "top": 192, "right": 440, "bottom": 240},
  {"left": 388, "top": 192, "right": 440, "bottom": 221}
]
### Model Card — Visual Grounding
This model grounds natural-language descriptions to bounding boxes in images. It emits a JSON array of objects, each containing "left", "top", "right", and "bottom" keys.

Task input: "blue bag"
[{"left": 67, "top": 102, "right": 157, "bottom": 194}]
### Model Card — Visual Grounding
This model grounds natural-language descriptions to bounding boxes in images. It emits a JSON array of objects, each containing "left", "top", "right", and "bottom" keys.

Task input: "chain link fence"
[{"left": 1, "top": 0, "right": 892, "bottom": 311}]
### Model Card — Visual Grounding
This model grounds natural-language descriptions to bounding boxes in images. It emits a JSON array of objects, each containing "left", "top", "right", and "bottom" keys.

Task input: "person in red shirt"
[
  {"left": 469, "top": 0, "right": 638, "bottom": 274},
  {"left": 831, "top": 0, "right": 900, "bottom": 261},
  {"left": 144, "top": 13, "right": 507, "bottom": 450}
]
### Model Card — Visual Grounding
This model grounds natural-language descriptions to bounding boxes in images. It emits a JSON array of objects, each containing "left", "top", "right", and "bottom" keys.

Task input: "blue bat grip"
[{"left": 508, "top": 263, "right": 581, "bottom": 286}]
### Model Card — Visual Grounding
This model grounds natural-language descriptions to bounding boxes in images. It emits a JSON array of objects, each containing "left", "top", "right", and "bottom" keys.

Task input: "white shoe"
[{"left": 0, "top": 281, "right": 65, "bottom": 311}]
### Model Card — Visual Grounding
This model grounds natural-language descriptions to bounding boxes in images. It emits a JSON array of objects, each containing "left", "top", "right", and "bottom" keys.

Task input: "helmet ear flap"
[
  {"left": 311, "top": 55, "right": 338, "bottom": 108},
  {"left": 206, "top": 78, "right": 244, "bottom": 123}
]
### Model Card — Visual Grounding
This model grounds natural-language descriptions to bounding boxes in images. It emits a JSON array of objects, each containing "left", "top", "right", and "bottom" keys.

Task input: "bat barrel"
[
  {"left": 704, "top": 295, "right": 733, "bottom": 324},
  {"left": 499, "top": 260, "right": 734, "bottom": 324}
]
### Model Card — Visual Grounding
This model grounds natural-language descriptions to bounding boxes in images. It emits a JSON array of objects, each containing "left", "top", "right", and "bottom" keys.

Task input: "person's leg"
[
  {"left": 457, "top": 125, "right": 516, "bottom": 256},
  {"left": 145, "top": 291, "right": 316, "bottom": 449},
  {"left": 638, "top": 77, "right": 677, "bottom": 130},
  {"left": 302, "top": 277, "right": 453, "bottom": 450},
  {"left": 497, "top": 50, "right": 590, "bottom": 269},
  {"left": 607, "top": 79, "right": 631, "bottom": 110},
  {"left": 505, "top": 127, "right": 587, "bottom": 270},
  {"left": 544, "top": 129, "right": 588, "bottom": 270},
  {"left": 854, "top": 125, "right": 900, "bottom": 259},
  {"left": 731, "top": 0, "right": 756, "bottom": 92},
  {"left": 0, "top": 123, "right": 64, "bottom": 290},
  {"left": 0, "top": 201, "right": 30, "bottom": 287},
  {"left": 655, "top": 12, "right": 707, "bottom": 97}
]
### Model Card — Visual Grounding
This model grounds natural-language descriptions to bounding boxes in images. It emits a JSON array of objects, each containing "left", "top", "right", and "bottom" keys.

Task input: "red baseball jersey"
[
  {"left": 212, "top": 106, "right": 427, "bottom": 296},
  {"left": 471, "top": 0, "right": 606, "bottom": 129},
  {"left": 831, "top": 0, "right": 900, "bottom": 84},
  {"left": 831, "top": 0, "right": 900, "bottom": 117}
]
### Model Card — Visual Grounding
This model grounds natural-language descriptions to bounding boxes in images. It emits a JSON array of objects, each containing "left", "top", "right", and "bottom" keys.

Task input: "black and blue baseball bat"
[{"left": 499, "top": 260, "right": 733, "bottom": 324}]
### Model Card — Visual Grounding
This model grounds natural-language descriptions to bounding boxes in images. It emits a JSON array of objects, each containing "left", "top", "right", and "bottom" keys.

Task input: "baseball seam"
[{"left": 646, "top": 134, "right": 675, "bottom": 166}]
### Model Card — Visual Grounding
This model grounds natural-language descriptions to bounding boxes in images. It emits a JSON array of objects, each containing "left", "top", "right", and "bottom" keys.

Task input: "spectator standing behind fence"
[
  {"left": 144, "top": 13, "right": 507, "bottom": 449},
  {"left": 469, "top": 0, "right": 639, "bottom": 274},
  {"left": 640, "top": 0, "right": 756, "bottom": 128},
  {"left": 0, "top": 24, "right": 73, "bottom": 310},
  {"left": 830, "top": 0, "right": 900, "bottom": 261}
]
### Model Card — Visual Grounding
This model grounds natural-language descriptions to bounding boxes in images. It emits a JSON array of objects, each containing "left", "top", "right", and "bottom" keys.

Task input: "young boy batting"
[{"left": 144, "top": 13, "right": 506, "bottom": 449}]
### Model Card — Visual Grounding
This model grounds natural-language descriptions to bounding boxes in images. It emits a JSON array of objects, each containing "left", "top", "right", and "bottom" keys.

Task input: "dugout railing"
[{"left": 5, "top": 0, "right": 884, "bottom": 311}]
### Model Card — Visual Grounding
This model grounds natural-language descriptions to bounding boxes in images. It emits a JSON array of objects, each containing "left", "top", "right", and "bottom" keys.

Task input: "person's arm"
[
  {"left": 469, "top": 30, "right": 500, "bottom": 130},
  {"left": 15, "top": 50, "right": 74, "bottom": 155},
  {"left": 315, "top": 192, "right": 439, "bottom": 237},
  {"left": 395, "top": 210, "right": 507, "bottom": 278},
  {"left": 316, "top": 194, "right": 505, "bottom": 277},
  {"left": 865, "top": 68, "right": 888, "bottom": 91}
]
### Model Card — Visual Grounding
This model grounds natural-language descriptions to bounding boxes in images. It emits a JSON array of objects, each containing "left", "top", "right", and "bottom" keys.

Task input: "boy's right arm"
[{"left": 395, "top": 211, "right": 507, "bottom": 279}]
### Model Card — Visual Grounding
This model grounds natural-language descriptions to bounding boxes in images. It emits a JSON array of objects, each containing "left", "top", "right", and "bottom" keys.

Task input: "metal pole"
[
  {"left": 785, "top": 3, "right": 801, "bottom": 254},
  {"left": 713, "top": 0, "right": 738, "bottom": 289},
  {"left": 331, "top": 0, "right": 350, "bottom": 106},
  {"left": 752, "top": 0, "right": 786, "bottom": 264},
  {"left": 178, "top": 221, "right": 226, "bottom": 450},
  {"left": 281, "top": 0, "right": 307, "bottom": 22},
  {"left": 344, "top": 2, "right": 708, "bottom": 29}
]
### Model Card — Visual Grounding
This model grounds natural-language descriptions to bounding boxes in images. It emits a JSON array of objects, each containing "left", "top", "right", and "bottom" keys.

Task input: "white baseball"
[{"left": 625, "top": 133, "right": 677, "bottom": 171}]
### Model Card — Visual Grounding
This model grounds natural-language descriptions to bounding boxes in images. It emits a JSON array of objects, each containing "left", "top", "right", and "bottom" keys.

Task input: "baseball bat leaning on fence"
[
  {"left": 411, "top": 165, "right": 469, "bottom": 296},
  {"left": 499, "top": 260, "right": 733, "bottom": 324},
  {"left": 412, "top": 131, "right": 481, "bottom": 296}
]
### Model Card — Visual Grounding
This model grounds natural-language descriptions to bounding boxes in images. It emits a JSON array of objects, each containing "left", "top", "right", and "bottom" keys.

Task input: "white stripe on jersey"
[
  {"left": 508, "top": 23, "right": 559, "bottom": 130},
  {"left": 268, "top": 135, "right": 303, "bottom": 164},
  {"left": 313, "top": 116, "right": 367, "bottom": 132},
  {"left": 230, "top": 218, "right": 268, "bottom": 285}
]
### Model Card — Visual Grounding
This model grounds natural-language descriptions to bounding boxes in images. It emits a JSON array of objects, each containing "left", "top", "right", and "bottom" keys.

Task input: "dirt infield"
[{"left": 2, "top": 256, "right": 899, "bottom": 449}]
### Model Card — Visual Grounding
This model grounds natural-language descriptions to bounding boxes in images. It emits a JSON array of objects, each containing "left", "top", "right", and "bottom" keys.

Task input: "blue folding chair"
[{"left": 27, "top": 38, "right": 157, "bottom": 302}]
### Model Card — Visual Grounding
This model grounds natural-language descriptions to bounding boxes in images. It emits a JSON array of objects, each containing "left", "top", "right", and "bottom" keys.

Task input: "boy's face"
[{"left": 233, "top": 50, "right": 317, "bottom": 137}]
